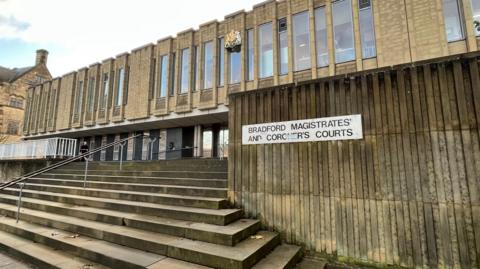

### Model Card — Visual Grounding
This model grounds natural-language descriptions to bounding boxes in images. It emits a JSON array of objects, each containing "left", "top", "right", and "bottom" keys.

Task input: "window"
[
  {"left": 259, "top": 22, "right": 273, "bottom": 78},
  {"left": 333, "top": 0, "right": 355, "bottom": 63},
  {"left": 115, "top": 68, "right": 124, "bottom": 106},
  {"left": 443, "top": 0, "right": 464, "bottom": 41},
  {"left": 170, "top": 52, "right": 176, "bottom": 96},
  {"left": 358, "top": 0, "right": 376, "bottom": 58},
  {"left": 278, "top": 18, "right": 289, "bottom": 75},
  {"left": 293, "top": 11, "right": 311, "bottom": 71},
  {"left": 193, "top": 46, "right": 199, "bottom": 91},
  {"left": 247, "top": 29, "right": 254, "bottom": 81},
  {"left": 229, "top": 49, "right": 241, "bottom": 84},
  {"left": 6, "top": 121, "right": 19, "bottom": 135},
  {"left": 9, "top": 97, "right": 23, "bottom": 108},
  {"left": 87, "top": 77, "right": 95, "bottom": 113},
  {"left": 100, "top": 73, "right": 109, "bottom": 109},
  {"left": 204, "top": 41, "right": 214, "bottom": 89},
  {"left": 158, "top": 55, "right": 169, "bottom": 97},
  {"left": 74, "top": 81, "right": 84, "bottom": 115},
  {"left": 218, "top": 37, "right": 225, "bottom": 86},
  {"left": 180, "top": 48, "right": 190, "bottom": 93},
  {"left": 315, "top": 7, "right": 329, "bottom": 67},
  {"left": 472, "top": 0, "right": 480, "bottom": 35}
]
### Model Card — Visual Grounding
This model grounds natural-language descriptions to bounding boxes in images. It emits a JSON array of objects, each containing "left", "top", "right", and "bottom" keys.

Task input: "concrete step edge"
[
  {"left": 17, "top": 183, "right": 227, "bottom": 210},
  {"left": 252, "top": 244, "right": 303, "bottom": 269},
  {"left": 0, "top": 229, "right": 108, "bottom": 269},
  {"left": 0, "top": 206, "right": 279, "bottom": 269},
  {"left": 2, "top": 188, "right": 242, "bottom": 225},
  {"left": 0, "top": 193, "right": 259, "bottom": 246},
  {"left": 31, "top": 177, "right": 228, "bottom": 191}
]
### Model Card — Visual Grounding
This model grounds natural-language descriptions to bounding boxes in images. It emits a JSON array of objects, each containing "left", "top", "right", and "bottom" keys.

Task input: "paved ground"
[
  {"left": 295, "top": 257, "right": 328, "bottom": 269},
  {"left": 0, "top": 251, "right": 33, "bottom": 269}
]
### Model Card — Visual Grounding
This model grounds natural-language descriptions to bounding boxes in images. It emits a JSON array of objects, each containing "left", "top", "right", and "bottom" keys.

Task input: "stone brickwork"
[
  {"left": 23, "top": 0, "right": 480, "bottom": 139},
  {"left": 0, "top": 52, "right": 51, "bottom": 142}
]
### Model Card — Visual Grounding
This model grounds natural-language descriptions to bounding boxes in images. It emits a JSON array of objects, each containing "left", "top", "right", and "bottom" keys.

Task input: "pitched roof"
[{"left": 0, "top": 65, "right": 35, "bottom": 83}]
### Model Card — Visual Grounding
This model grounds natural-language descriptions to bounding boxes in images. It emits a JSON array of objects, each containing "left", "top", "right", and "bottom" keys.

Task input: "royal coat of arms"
[{"left": 225, "top": 30, "right": 242, "bottom": 52}]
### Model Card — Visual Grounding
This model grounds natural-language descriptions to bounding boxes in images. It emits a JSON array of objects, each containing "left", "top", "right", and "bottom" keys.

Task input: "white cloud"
[{"left": 0, "top": 0, "right": 260, "bottom": 77}]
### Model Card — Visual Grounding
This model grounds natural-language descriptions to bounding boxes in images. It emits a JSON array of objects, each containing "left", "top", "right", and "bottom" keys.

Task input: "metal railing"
[
  {"left": 0, "top": 134, "right": 145, "bottom": 223},
  {"left": 0, "top": 138, "right": 77, "bottom": 160}
]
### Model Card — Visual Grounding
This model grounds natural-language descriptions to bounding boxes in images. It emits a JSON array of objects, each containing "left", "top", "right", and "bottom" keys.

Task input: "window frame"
[
  {"left": 180, "top": 48, "right": 190, "bottom": 94},
  {"left": 203, "top": 41, "right": 214, "bottom": 90},
  {"left": 258, "top": 22, "right": 274, "bottom": 79},
  {"left": 332, "top": 0, "right": 356, "bottom": 64},
  {"left": 292, "top": 11, "right": 312, "bottom": 72}
]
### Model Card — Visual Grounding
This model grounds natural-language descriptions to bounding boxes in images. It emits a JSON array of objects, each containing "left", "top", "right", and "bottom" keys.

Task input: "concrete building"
[
  {"left": 0, "top": 50, "right": 51, "bottom": 142},
  {"left": 19, "top": 1, "right": 480, "bottom": 267},
  {"left": 23, "top": 0, "right": 480, "bottom": 160}
]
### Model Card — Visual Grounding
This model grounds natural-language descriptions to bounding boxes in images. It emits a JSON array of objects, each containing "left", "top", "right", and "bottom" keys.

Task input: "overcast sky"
[{"left": 0, "top": 0, "right": 260, "bottom": 77}]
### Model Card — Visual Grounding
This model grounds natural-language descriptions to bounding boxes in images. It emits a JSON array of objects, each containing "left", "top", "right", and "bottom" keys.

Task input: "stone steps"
[
  {"left": 40, "top": 173, "right": 228, "bottom": 187},
  {"left": 2, "top": 188, "right": 241, "bottom": 225},
  {"left": 28, "top": 177, "right": 227, "bottom": 198},
  {"left": 63, "top": 160, "right": 228, "bottom": 172},
  {"left": 0, "top": 159, "right": 302, "bottom": 268},
  {"left": 0, "top": 218, "right": 211, "bottom": 269},
  {"left": 0, "top": 193, "right": 259, "bottom": 246},
  {"left": 0, "top": 229, "right": 108, "bottom": 269},
  {"left": 11, "top": 183, "right": 228, "bottom": 210},
  {"left": 49, "top": 169, "right": 228, "bottom": 179},
  {"left": 252, "top": 244, "right": 303, "bottom": 269},
  {"left": 0, "top": 204, "right": 279, "bottom": 269}
]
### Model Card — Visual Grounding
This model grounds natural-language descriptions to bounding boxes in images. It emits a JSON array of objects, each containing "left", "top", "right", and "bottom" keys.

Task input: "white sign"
[{"left": 242, "top": 114, "right": 363, "bottom": 145}]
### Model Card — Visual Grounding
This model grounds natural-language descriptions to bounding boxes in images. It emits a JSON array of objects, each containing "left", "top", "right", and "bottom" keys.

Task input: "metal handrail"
[
  {"left": 0, "top": 134, "right": 145, "bottom": 191},
  {"left": 0, "top": 134, "right": 149, "bottom": 223}
]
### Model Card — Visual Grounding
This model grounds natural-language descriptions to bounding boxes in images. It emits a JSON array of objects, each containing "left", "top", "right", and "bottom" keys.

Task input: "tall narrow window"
[
  {"left": 278, "top": 18, "right": 288, "bottom": 75},
  {"left": 293, "top": 11, "right": 311, "bottom": 71},
  {"left": 443, "top": 0, "right": 464, "bottom": 41},
  {"left": 358, "top": 0, "right": 376, "bottom": 58},
  {"left": 315, "top": 7, "right": 329, "bottom": 67},
  {"left": 247, "top": 29, "right": 254, "bottom": 81},
  {"left": 218, "top": 38, "right": 225, "bottom": 86},
  {"left": 170, "top": 52, "right": 176, "bottom": 96},
  {"left": 100, "top": 73, "right": 109, "bottom": 109},
  {"left": 259, "top": 22, "right": 273, "bottom": 78},
  {"left": 75, "top": 81, "right": 84, "bottom": 115},
  {"left": 472, "top": 0, "right": 480, "bottom": 35},
  {"left": 158, "top": 55, "right": 169, "bottom": 97},
  {"left": 180, "top": 48, "right": 190, "bottom": 93},
  {"left": 333, "top": 0, "right": 355, "bottom": 63},
  {"left": 115, "top": 68, "right": 124, "bottom": 106},
  {"left": 229, "top": 49, "right": 241, "bottom": 84},
  {"left": 193, "top": 46, "right": 199, "bottom": 91},
  {"left": 204, "top": 41, "right": 214, "bottom": 89},
  {"left": 87, "top": 77, "right": 95, "bottom": 113}
]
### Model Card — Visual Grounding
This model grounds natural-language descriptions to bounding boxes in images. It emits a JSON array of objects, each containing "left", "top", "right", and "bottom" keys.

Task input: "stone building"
[
  {"left": 0, "top": 49, "right": 51, "bottom": 142},
  {"left": 19, "top": 0, "right": 480, "bottom": 268}
]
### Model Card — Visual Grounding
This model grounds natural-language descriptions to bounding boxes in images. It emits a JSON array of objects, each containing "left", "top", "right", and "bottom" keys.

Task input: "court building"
[{"left": 21, "top": 0, "right": 480, "bottom": 268}]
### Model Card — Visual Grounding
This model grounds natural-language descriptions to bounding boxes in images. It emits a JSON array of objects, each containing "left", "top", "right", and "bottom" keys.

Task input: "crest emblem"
[{"left": 225, "top": 30, "right": 242, "bottom": 52}]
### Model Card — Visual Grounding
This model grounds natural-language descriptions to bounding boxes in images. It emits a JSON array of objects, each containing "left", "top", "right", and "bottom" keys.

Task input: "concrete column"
[{"left": 194, "top": 125, "right": 203, "bottom": 157}]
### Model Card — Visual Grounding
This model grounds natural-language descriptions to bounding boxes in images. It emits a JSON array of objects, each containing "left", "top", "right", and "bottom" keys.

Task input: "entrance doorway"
[{"left": 202, "top": 124, "right": 228, "bottom": 158}]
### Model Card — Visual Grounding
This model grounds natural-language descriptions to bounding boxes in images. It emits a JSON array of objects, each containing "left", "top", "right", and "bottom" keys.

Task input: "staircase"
[{"left": 0, "top": 159, "right": 302, "bottom": 269}]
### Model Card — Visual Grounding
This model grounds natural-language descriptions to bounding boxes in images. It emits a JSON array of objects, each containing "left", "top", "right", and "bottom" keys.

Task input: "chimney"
[{"left": 35, "top": 49, "right": 48, "bottom": 65}]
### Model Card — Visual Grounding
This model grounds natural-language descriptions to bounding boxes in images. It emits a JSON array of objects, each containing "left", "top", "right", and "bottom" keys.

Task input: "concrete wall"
[
  {"left": 228, "top": 52, "right": 480, "bottom": 269},
  {"left": 0, "top": 160, "right": 58, "bottom": 182}
]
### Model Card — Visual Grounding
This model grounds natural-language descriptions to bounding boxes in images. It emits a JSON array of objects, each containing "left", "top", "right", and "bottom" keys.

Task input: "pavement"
[{"left": 0, "top": 251, "right": 33, "bottom": 269}]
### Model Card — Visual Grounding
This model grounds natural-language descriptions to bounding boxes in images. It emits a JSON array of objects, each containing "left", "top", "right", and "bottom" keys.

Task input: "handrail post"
[
  {"left": 16, "top": 182, "right": 25, "bottom": 223},
  {"left": 83, "top": 157, "right": 89, "bottom": 188},
  {"left": 119, "top": 142, "right": 126, "bottom": 170}
]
